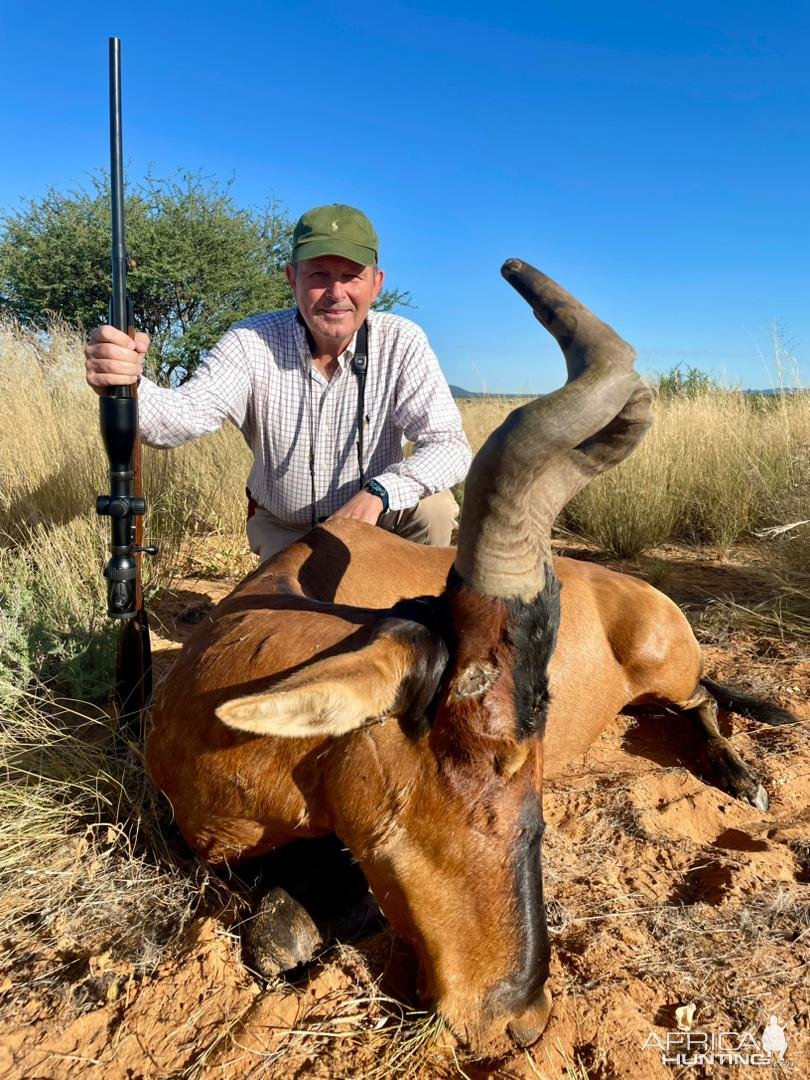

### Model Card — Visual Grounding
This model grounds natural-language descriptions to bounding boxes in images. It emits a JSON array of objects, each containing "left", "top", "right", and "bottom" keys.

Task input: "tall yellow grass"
[
  {"left": 457, "top": 392, "right": 809, "bottom": 556},
  {"left": 0, "top": 319, "right": 251, "bottom": 589},
  {"left": 0, "top": 321, "right": 247, "bottom": 979},
  {"left": 3, "top": 321, "right": 807, "bottom": 572}
]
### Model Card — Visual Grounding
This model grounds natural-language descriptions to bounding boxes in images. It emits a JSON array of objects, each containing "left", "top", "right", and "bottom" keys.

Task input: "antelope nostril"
[
  {"left": 508, "top": 1020, "right": 543, "bottom": 1047},
  {"left": 507, "top": 982, "right": 553, "bottom": 1047}
]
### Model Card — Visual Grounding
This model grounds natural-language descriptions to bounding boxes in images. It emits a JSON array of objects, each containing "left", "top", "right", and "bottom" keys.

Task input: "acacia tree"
[
  {"left": 0, "top": 173, "right": 410, "bottom": 384},
  {"left": 0, "top": 173, "right": 293, "bottom": 384}
]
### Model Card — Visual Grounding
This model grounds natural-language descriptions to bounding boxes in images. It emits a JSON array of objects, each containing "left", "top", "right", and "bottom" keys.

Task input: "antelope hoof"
[
  {"left": 704, "top": 740, "right": 769, "bottom": 811},
  {"left": 242, "top": 886, "right": 323, "bottom": 978},
  {"left": 751, "top": 784, "right": 769, "bottom": 812}
]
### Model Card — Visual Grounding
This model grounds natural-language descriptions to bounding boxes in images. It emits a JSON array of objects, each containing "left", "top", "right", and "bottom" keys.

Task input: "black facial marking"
[
  {"left": 507, "top": 563, "right": 561, "bottom": 740},
  {"left": 489, "top": 792, "right": 550, "bottom": 1015}
]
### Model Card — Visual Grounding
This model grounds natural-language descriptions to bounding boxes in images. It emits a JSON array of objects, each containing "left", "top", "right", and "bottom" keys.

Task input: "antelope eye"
[
  {"left": 452, "top": 662, "right": 498, "bottom": 700},
  {"left": 495, "top": 743, "right": 529, "bottom": 780}
]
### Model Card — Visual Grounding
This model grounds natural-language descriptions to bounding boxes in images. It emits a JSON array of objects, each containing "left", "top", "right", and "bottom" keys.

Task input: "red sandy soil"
[{"left": 1, "top": 544, "right": 808, "bottom": 1079}]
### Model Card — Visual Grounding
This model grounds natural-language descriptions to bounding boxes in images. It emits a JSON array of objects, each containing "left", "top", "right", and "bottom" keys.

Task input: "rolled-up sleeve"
[
  {"left": 373, "top": 329, "right": 472, "bottom": 510},
  {"left": 138, "top": 329, "right": 252, "bottom": 449}
]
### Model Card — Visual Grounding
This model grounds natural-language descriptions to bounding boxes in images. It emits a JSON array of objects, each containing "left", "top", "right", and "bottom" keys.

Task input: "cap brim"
[{"left": 292, "top": 238, "right": 377, "bottom": 266}]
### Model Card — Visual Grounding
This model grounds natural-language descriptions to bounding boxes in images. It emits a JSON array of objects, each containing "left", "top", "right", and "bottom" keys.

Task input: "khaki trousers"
[{"left": 247, "top": 489, "right": 459, "bottom": 563}]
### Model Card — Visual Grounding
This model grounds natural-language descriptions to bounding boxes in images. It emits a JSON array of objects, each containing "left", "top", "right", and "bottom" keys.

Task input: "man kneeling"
[{"left": 84, "top": 203, "right": 471, "bottom": 560}]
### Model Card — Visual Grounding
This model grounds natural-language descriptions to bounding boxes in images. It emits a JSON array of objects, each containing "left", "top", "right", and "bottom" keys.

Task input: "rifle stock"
[{"left": 97, "top": 37, "right": 155, "bottom": 737}]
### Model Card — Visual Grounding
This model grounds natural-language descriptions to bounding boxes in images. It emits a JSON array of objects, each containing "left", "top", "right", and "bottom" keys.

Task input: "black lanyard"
[
  {"left": 302, "top": 317, "right": 370, "bottom": 525},
  {"left": 351, "top": 321, "right": 369, "bottom": 487}
]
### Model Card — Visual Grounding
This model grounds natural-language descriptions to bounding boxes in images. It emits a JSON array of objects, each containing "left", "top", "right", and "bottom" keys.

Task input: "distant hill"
[
  {"left": 449, "top": 385, "right": 533, "bottom": 399},
  {"left": 450, "top": 384, "right": 807, "bottom": 400},
  {"left": 744, "top": 387, "right": 808, "bottom": 397}
]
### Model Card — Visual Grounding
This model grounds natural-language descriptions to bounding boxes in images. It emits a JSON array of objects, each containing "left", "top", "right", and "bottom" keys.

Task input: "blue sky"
[{"left": 2, "top": 1, "right": 808, "bottom": 391}]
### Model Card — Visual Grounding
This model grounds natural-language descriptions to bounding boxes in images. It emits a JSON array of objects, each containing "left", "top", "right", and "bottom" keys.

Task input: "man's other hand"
[
  {"left": 85, "top": 325, "right": 150, "bottom": 395},
  {"left": 328, "top": 490, "right": 384, "bottom": 525}
]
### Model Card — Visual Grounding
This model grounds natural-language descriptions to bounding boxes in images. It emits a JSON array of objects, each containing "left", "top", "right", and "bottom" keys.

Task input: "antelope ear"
[{"left": 216, "top": 614, "right": 448, "bottom": 738}]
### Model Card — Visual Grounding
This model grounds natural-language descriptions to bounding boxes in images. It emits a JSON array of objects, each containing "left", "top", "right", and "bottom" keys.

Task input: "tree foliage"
[
  {"left": 0, "top": 173, "right": 411, "bottom": 384},
  {"left": 652, "top": 362, "right": 721, "bottom": 399},
  {"left": 0, "top": 173, "right": 293, "bottom": 384}
]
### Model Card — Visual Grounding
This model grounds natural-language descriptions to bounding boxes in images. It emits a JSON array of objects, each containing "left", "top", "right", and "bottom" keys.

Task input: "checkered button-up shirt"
[{"left": 138, "top": 308, "right": 472, "bottom": 527}]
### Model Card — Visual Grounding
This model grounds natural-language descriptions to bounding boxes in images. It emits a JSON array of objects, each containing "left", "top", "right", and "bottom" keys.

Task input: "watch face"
[{"left": 365, "top": 480, "right": 388, "bottom": 509}]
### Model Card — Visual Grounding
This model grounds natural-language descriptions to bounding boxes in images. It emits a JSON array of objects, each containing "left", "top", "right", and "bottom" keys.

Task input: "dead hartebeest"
[{"left": 147, "top": 261, "right": 793, "bottom": 1049}]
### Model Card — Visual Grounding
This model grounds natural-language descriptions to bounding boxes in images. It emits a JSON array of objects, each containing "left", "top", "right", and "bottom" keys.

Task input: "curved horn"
[{"left": 454, "top": 260, "right": 653, "bottom": 602}]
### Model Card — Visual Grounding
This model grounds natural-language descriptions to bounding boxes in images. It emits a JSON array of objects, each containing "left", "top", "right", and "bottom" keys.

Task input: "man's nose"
[{"left": 324, "top": 279, "right": 346, "bottom": 300}]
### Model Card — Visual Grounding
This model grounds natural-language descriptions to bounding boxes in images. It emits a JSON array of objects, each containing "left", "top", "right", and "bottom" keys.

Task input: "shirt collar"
[{"left": 294, "top": 309, "right": 362, "bottom": 372}]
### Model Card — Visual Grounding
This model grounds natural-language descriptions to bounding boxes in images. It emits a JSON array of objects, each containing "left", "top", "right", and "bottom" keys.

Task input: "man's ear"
[
  {"left": 285, "top": 262, "right": 296, "bottom": 291},
  {"left": 371, "top": 266, "right": 385, "bottom": 301},
  {"left": 216, "top": 613, "right": 447, "bottom": 738}
]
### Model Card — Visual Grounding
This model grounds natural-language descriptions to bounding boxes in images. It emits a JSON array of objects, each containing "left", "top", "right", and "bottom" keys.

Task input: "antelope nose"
[{"left": 507, "top": 982, "right": 553, "bottom": 1047}]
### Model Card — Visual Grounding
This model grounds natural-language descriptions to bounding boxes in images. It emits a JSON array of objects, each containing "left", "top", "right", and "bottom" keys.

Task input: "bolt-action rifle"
[{"left": 96, "top": 37, "right": 157, "bottom": 738}]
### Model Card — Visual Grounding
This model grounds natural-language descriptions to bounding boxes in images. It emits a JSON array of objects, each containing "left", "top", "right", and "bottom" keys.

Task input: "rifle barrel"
[
  {"left": 109, "top": 37, "right": 130, "bottom": 340},
  {"left": 98, "top": 37, "right": 154, "bottom": 733}
]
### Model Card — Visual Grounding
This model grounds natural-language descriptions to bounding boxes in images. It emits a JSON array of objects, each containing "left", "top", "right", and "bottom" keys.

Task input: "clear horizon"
[{"left": 2, "top": 1, "right": 807, "bottom": 392}]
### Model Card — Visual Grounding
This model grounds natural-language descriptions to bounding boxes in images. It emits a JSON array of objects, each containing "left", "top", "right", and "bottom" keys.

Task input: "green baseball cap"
[{"left": 291, "top": 204, "right": 379, "bottom": 266}]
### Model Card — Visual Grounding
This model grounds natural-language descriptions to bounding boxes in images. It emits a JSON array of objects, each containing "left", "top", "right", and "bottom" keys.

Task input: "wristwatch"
[{"left": 363, "top": 479, "right": 389, "bottom": 513}]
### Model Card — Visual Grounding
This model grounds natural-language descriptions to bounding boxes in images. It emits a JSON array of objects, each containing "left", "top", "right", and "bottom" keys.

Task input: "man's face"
[{"left": 287, "top": 256, "right": 384, "bottom": 351}]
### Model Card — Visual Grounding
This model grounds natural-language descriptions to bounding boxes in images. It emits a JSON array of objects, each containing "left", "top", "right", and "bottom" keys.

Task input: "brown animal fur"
[{"left": 147, "top": 519, "right": 751, "bottom": 1046}]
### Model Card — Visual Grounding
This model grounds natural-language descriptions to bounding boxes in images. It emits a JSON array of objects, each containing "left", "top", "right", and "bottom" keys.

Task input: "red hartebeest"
[{"left": 147, "top": 261, "right": 792, "bottom": 1049}]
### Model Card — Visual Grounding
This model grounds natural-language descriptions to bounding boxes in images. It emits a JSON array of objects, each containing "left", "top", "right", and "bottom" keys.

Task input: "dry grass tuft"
[
  {"left": 690, "top": 523, "right": 810, "bottom": 646},
  {"left": 0, "top": 678, "right": 220, "bottom": 997},
  {"left": 458, "top": 390, "right": 810, "bottom": 556},
  {"left": 0, "top": 319, "right": 237, "bottom": 995},
  {"left": 0, "top": 317, "right": 251, "bottom": 589},
  {"left": 706, "top": 586, "right": 810, "bottom": 644}
]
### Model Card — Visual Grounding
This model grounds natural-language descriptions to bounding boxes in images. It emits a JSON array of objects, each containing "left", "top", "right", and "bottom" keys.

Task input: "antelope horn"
[{"left": 454, "top": 260, "right": 652, "bottom": 602}]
